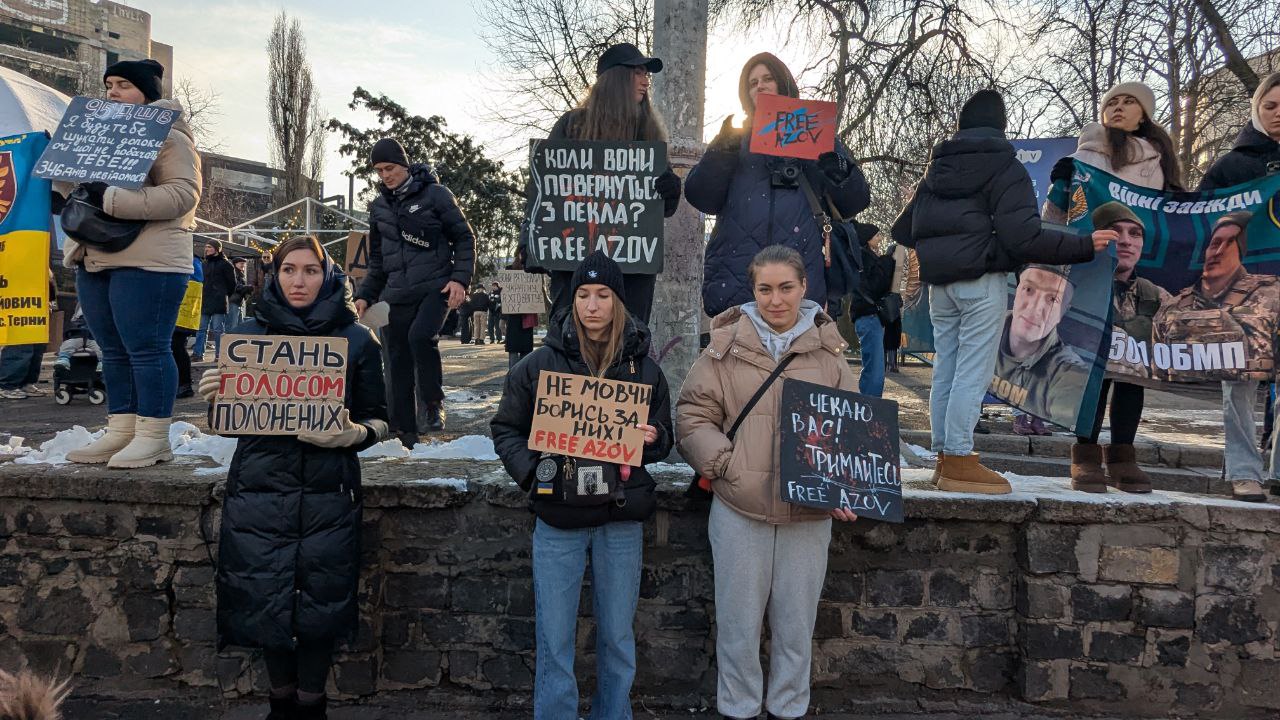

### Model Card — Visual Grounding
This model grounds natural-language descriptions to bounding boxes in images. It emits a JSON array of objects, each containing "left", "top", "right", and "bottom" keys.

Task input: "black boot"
[
  {"left": 295, "top": 696, "right": 327, "bottom": 719},
  {"left": 396, "top": 431, "right": 418, "bottom": 450},
  {"left": 424, "top": 402, "right": 445, "bottom": 432},
  {"left": 265, "top": 694, "right": 296, "bottom": 720}
]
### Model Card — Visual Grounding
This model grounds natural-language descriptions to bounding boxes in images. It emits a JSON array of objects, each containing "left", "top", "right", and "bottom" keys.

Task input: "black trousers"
[
  {"left": 263, "top": 640, "right": 334, "bottom": 694},
  {"left": 549, "top": 271, "right": 657, "bottom": 324},
  {"left": 171, "top": 331, "right": 193, "bottom": 389},
  {"left": 385, "top": 292, "right": 449, "bottom": 434},
  {"left": 1078, "top": 380, "right": 1144, "bottom": 445}
]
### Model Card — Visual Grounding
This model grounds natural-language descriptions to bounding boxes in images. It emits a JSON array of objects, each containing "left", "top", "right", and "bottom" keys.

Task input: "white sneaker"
[
  {"left": 0, "top": 388, "right": 28, "bottom": 399},
  {"left": 22, "top": 384, "right": 47, "bottom": 397}
]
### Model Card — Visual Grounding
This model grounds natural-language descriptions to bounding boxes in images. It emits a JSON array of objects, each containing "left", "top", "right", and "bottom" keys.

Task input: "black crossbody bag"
[{"left": 685, "top": 353, "right": 797, "bottom": 501}]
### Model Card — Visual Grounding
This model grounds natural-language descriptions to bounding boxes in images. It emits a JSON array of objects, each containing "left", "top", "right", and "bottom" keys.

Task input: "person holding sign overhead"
[
  {"left": 59, "top": 58, "right": 203, "bottom": 469},
  {"left": 526, "top": 43, "right": 683, "bottom": 324},
  {"left": 490, "top": 251, "right": 673, "bottom": 720},
  {"left": 685, "top": 52, "right": 870, "bottom": 319},
  {"left": 197, "top": 236, "right": 389, "bottom": 720},
  {"left": 675, "top": 246, "right": 858, "bottom": 720}
]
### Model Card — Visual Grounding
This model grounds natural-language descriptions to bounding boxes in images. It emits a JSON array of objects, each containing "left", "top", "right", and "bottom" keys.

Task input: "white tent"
[{"left": 0, "top": 65, "right": 70, "bottom": 137}]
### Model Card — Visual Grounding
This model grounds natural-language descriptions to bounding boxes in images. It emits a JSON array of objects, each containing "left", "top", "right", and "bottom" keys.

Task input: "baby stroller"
[{"left": 53, "top": 310, "right": 105, "bottom": 405}]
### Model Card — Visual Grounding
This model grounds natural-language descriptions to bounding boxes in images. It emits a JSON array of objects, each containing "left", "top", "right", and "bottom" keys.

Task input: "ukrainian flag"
[{"left": 0, "top": 132, "right": 52, "bottom": 346}]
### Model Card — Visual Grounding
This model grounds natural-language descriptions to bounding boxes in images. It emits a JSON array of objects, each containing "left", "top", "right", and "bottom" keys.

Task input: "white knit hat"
[
  {"left": 1100, "top": 82, "right": 1156, "bottom": 123},
  {"left": 1252, "top": 72, "right": 1280, "bottom": 135}
]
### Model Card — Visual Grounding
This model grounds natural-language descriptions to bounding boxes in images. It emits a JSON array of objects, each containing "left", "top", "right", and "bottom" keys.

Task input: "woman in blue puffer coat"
[{"left": 685, "top": 52, "right": 870, "bottom": 318}]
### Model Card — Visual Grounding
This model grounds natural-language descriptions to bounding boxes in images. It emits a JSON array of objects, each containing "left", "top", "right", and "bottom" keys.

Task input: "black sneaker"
[
  {"left": 425, "top": 403, "right": 445, "bottom": 432},
  {"left": 397, "top": 431, "right": 418, "bottom": 450},
  {"left": 176, "top": 384, "right": 194, "bottom": 399},
  {"left": 1270, "top": 484, "right": 1280, "bottom": 497}
]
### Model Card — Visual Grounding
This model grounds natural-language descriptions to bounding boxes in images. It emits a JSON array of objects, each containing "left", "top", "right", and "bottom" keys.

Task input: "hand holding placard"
[{"left": 528, "top": 370, "right": 651, "bottom": 467}]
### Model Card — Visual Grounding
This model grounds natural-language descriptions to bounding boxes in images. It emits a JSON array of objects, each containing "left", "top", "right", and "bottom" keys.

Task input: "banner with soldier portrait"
[{"left": 1056, "top": 164, "right": 1280, "bottom": 388}]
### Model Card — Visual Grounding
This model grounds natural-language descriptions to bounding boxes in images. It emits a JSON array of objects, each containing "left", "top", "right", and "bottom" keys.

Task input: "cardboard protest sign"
[
  {"left": 528, "top": 370, "right": 651, "bottom": 467},
  {"left": 778, "top": 379, "right": 903, "bottom": 523},
  {"left": 33, "top": 96, "right": 178, "bottom": 189},
  {"left": 209, "top": 334, "right": 348, "bottom": 436},
  {"left": 749, "top": 93, "right": 837, "bottom": 161},
  {"left": 526, "top": 139, "right": 666, "bottom": 274},
  {"left": 345, "top": 231, "right": 368, "bottom": 281},
  {"left": 0, "top": 132, "right": 53, "bottom": 346},
  {"left": 495, "top": 269, "right": 545, "bottom": 314}
]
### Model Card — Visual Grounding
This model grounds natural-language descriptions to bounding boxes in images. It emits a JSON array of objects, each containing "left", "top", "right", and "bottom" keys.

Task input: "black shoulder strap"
[
  {"left": 727, "top": 353, "right": 797, "bottom": 441},
  {"left": 797, "top": 171, "right": 830, "bottom": 224}
]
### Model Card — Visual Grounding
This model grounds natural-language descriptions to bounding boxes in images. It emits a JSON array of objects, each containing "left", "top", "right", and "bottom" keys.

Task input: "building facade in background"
[{"left": 0, "top": 0, "right": 171, "bottom": 97}]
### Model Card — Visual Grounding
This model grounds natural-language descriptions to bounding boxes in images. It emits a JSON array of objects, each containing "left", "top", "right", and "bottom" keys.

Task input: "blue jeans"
[
  {"left": 194, "top": 312, "right": 226, "bottom": 359},
  {"left": 533, "top": 519, "right": 643, "bottom": 720},
  {"left": 226, "top": 302, "right": 243, "bottom": 333},
  {"left": 928, "top": 273, "right": 1007, "bottom": 455},
  {"left": 0, "top": 343, "right": 44, "bottom": 389},
  {"left": 76, "top": 267, "right": 187, "bottom": 417},
  {"left": 854, "top": 314, "right": 885, "bottom": 397}
]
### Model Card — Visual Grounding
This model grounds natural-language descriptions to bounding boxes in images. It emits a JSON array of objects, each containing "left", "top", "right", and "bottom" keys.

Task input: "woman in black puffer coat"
[
  {"left": 490, "top": 251, "right": 673, "bottom": 719},
  {"left": 200, "top": 236, "right": 389, "bottom": 720},
  {"left": 1199, "top": 72, "right": 1280, "bottom": 192}
]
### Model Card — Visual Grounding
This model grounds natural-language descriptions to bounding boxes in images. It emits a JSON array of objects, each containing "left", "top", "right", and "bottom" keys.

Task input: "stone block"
[
  {"left": 966, "top": 649, "right": 1015, "bottom": 693},
  {"left": 1069, "top": 664, "right": 1126, "bottom": 701},
  {"left": 19, "top": 639, "right": 75, "bottom": 676},
  {"left": 334, "top": 657, "right": 377, "bottom": 695},
  {"left": 904, "top": 612, "right": 951, "bottom": 644},
  {"left": 1018, "top": 659, "right": 1068, "bottom": 701},
  {"left": 1099, "top": 524, "right": 1177, "bottom": 548},
  {"left": 482, "top": 654, "right": 532, "bottom": 690},
  {"left": 1070, "top": 584, "right": 1132, "bottom": 622},
  {"left": 174, "top": 608, "right": 216, "bottom": 643},
  {"left": 1135, "top": 588, "right": 1194, "bottom": 628},
  {"left": 1195, "top": 596, "right": 1270, "bottom": 645},
  {"left": 381, "top": 612, "right": 412, "bottom": 647},
  {"left": 383, "top": 649, "right": 441, "bottom": 687},
  {"left": 123, "top": 594, "right": 170, "bottom": 642},
  {"left": 1017, "top": 578, "right": 1066, "bottom": 619},
  {"left": 814, "top": 604, "right": 843, "bottom": 639},
  {"left": 495, "top": 617, "right": 536, "bottom": 652},
  {"left": 1021, "top": 524, "right": 1080, "bottom": 574},
  {"left": 384, "top": 573, "right": 448, "bottom": 609},
  {"left": 1175, "top": 682, "right": 1223, "bottom": 710},
  {"left": 850, "top": 610, "right": 897, "bottom": 640},
  {"left": 124, "top": 641, "right": 177, "bottom": 678},
  {"left": 135, "top": 514, "right": 184, "bottom": 538},
  {"left": 18, "top": 586, "right": 92, "bottom": 635},
  {"left": 61, "top": 507, "right": 133, "bottom": 538},
  {"left": 1240, "top": 660, "right": 1280, "bottom": 709},
  {"left": 865, "top": 570, "right": 924, "bottom": 607},
  {"left": 177, "top": 644, "right": 218, "bottom": 685},
  {"left": 79, "top": 644, "right": 122, "bottom": 678},
  {"left": 960, "top": 614, "right": 1010, "bottom": 648},
  {"left": 823, "top": 572, "right": 863, "bottom": 603},
  {"left": 928, "top": 570, "right": 972, "bottom": 607},
  {"left": 1020, "top": 624, "right": 1082, "bottom": 660},
  {"left": 972, "top": 571, "right": 1013, "bottom": 611},
  {"left": 14, "top": 506, "right": 50, "bottom": 534},
  {"left": 1086, "top": 631, "right": 1145, "bottom": 664},
  {"left": 1154, "top": 631, "right": 1190, "bottom": 667},
  {"left": 1201, "top": 544, "right": 1264, "bottom": 592},
  {"left": 1098, "top": 546, "right": 1179, "bottom": 585},
  {"left": 174, "top": 565, "right": 214, "bottom": 587}
]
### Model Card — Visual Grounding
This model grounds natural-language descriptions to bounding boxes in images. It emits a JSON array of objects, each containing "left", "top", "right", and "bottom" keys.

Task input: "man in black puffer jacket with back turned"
[
  {"left": 355, "top": 138, "right": 475, "bottom": 444},
  {"left": 892, "top": 90, "right": 1106, "bottom": 495}
]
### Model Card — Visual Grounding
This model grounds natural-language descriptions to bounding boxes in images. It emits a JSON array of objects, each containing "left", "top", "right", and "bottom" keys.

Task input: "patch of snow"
[
  {"left": 646, "top": 462, "right": 692, "bottom": 473},
  {"left": 14, "top": 426, "right": 101, "bottom": 465},
  {"left": 0, "top": 435, "right": 31, "bottom": 458},
  {"left": 405, "top": 477, "right": 469, "bottom": 492},
  {"left": 359, "top": 440, "right": 411, "bottom": 459},
  {"left": 409, "top": 434, "right": 498, "bottom": 460},
  {"left": 444, "top": 387, "right": 500, "bottom": 415},
  {"left": 170, "top": 422, "right": 237, "bottom": 468}
]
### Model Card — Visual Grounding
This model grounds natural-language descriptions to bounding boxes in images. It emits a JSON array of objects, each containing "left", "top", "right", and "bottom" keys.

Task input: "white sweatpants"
[{"left": 709, "top": 497, "right": 832, "bottom": 719}]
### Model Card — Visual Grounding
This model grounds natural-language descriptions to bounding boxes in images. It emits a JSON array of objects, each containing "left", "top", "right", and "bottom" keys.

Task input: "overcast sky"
[{"left": 129, "top": 1, "right": 820, "bottom": 207}]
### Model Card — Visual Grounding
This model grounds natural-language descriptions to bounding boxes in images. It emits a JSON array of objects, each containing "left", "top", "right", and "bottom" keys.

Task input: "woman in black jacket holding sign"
[
  {"left": 197, "top": 236, "right": 389, "bottom": 720},
  {"left": 491, "top": 251, "right": 673, "bottom": 720},
  {"left": 526, "top": 43, "right": 683, "bottom": 324}
]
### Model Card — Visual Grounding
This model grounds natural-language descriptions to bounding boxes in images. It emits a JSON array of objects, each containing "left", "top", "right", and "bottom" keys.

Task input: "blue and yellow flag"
[{"left": 0, "top": 132, "right": 52, "bottom": 346}]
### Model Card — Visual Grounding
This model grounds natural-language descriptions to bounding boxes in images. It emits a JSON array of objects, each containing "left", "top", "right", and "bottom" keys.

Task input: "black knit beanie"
[
  {"left": 370, "top": 138, "right": 410, "bottom": 168},
  {"left": 958, "top": 89, "right": 1007, "bottom": 131},
  {"left": 103, "top": 59, "right": 164, "bottom": 103},
  {"left": 571, "top": 251, "right": 627, "bottom": 306}
]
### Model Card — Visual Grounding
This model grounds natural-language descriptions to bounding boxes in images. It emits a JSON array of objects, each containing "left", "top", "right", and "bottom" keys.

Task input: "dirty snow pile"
[
  {"left": 358, "top": 434, "right": 499, "bottom": 461},
  {"left": 5, "top": 426, "right": 102, "bottom": 465}
]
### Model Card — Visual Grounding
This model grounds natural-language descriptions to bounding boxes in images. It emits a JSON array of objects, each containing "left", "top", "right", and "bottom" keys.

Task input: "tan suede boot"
[
  {"left": 107, "top": 416, "right": 173, "bottom": 469},
  {"left": 1070, "top": 443, "right": 1108, "bottom": 493},
  {"left": 66, "top": 414, "right": 135, "bottom": 464},
  {"left": 931, "top": 452, "right": 946, "bottom": 487},
  {"left": 937, "top": 453, "right": 1011, "bottom": 494},
  {"left": 1103, "top": 444, "right": 1152, "bottom": 493}
]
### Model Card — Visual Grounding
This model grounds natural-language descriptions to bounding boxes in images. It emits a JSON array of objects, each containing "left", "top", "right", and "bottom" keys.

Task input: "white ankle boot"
[
  {"left": 107, "top": 416, "right": 174, "bottom": 469},
  {"left": 66, "top": 414, "right": 136, "bottom": 464}
]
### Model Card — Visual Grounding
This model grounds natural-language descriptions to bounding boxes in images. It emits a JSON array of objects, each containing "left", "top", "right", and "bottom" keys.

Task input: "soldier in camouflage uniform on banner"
[
  {"left": 1151, "top": 212, "right": 1280, "bottom": 501},
  {"left": 992, "top": 264, "right": 1091, "bottom": 428}
]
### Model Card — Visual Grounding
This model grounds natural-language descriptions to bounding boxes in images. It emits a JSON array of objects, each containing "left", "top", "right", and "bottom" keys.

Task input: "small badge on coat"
[
  {"left": 535, "top": 457, "right": 558, "bottom": 495},
  {"left": 576, "top": 465, "right": 607, "bottom": 496}
]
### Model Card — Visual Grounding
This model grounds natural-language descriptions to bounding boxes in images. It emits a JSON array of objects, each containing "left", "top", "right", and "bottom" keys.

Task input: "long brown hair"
[
  {"left": 271, "top": 235, "right": 326, "bottom": 273},
  {"left": 1106, "top": 118, "right": 1184, "bottom": 191},
  {"left": 573, "top": 66, "right": 667, "bottom": 142},
  {"left": 738, "top": 52, "right": 800, "bottom": 117},
  {"left": 572, "top": 292, "right": 629, "bottom": 377}
]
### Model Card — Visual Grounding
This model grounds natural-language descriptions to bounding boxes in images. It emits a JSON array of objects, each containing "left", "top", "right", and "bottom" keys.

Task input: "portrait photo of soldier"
[
  {"left": 993, "top": 264, "right": 1092, "bottom": 427},
  {"left": 1092, "top": 202, "right": 1169, "bottom": 380},
  {"left": 1152, "top": 211, "right": 1280, "bottom": 383}
]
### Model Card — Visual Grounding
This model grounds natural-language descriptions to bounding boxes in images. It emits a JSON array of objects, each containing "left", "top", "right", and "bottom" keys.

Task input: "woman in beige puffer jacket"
[
  {"left": 61, "top": 59, "right": 202, "bottom": 470},
  {"left": 676, "top": 245, "right": 857, "bottom": 720}
]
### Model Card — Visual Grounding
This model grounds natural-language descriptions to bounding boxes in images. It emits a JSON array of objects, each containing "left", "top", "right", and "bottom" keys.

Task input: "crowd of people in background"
[{"left": 4, "top": 38, "right": 1280, "bottom": 720}]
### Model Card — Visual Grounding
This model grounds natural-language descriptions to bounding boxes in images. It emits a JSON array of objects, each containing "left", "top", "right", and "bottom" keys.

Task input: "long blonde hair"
[
  {"left": 573, "top": 66, "right": 667, "bottom": 142},
  {"left": 572, "top": 296, "right": 629, "bottom": 377}
]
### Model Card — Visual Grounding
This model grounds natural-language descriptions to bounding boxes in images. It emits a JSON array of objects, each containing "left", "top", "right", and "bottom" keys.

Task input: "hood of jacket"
[
  {"left": 253, "top": 269, "right": 358, "bottom": 335},
  {"left": 707, "top": 304, "right": 846, "bottom": 365},
  {"left": 543, "top": 306, "right": 653, "bottom": 371},
  {"left": 922, "top": 127, "right": 1016, "bottom": 198},
  {"left": 1231, "top": 122, "right": 1280, "bottom": 154},
  {"left": 379, "top": 163, "right": 439, "bottom": 199}
]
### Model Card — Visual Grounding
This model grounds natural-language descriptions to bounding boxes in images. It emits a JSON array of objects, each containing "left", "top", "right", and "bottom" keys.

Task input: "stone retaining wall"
[{"left": 1, "top": 459, "right": 1278, "bottom": 717}]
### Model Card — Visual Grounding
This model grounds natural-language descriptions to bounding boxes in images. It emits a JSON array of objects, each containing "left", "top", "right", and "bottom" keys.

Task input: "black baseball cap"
[{"left": 597, "top": 43, "right": 663, "bottom": 77}]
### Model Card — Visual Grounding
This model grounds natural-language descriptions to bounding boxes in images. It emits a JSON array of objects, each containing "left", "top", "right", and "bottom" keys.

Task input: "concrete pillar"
[{"left": 650, "top": 0, "right": 709, "bottom": 399}]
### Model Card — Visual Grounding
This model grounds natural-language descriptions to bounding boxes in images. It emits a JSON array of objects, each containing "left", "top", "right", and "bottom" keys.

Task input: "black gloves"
[
  {"left": 707, "top": 115, "right": 742, "bottom": 154},
  {"left": 816, "top": 151, "right": 850, "bottom": 184},
  {"left": 1050, "top": 156, "right": 1075, "bottom": 184},
  {"left": 655, "top": 167, "right": 681, "bottom": 201},
  {"left": 80, "top": 181, "right": 108, "bottom": 208},
  {"left": 50, "top": 190, "right": 66, "bottom": 215}
]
